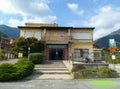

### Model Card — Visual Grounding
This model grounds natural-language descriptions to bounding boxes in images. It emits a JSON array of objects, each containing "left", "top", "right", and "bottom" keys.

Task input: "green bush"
[
  {"left": 0, "top": 63, "right": 17, "bottom": 81},
  {"left": 14, "top": 59, "right": 35, "bottom": 78},
  {"left": 107, "top": 56, "right": 120, "bottom": 64},
  {"left": 0, "top": 53, "right": 7, "bottom": 61},
  {"left": 0, "top": 59, "right": 34, "bottom": 81},
  {"left": 73, "top": 67, "right": 119, "bottom": 79},
  {"left": 71, "top": 64, "right": 85, "bottom": 72},
  {"left": 29, "top": 53, "right": 43, "bottom": 64},
  {"left": 97, "top": 67, "right": 119, "bottom": 78}
]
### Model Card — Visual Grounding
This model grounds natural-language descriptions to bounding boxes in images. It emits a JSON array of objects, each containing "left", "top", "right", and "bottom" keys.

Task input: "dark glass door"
[{"left": 49, "top": 49, "right": 64, "bottom": 60}]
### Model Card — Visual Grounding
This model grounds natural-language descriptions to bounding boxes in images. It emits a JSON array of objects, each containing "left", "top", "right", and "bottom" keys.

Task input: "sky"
[{"left": 0, "top": 0, "right": 120, "bottom": 40}]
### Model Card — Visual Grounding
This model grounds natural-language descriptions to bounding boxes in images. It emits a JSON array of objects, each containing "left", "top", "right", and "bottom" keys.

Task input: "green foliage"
[
  {"left": 0, "top": 63, "right": 17, "bottom": 81},
  {"left": 0, "top": 53, "right": 7, "bottom": 61},
  {"left": 30, "top": 41, "right": 45, "bottom": 53},
  {"left": 0, "top": 59, "right": 34, "bottom": 81},
  {"left": 29, "top": 53, "right": 43, "bottom": 64},
  {"left": 11, "top": 37, "right": 45, "bottom": 57},
  {"left": 71, "top": 64, "right": 85, "bottom": 72},
  {"left": 72, "top": 67, "right": 119, "bottom": 79},
  {"left": 107, "top": 56, "right": 120, "bottom": 64},
  {"left": 14, "top": 59, "right": 34, "bottom": 78}
]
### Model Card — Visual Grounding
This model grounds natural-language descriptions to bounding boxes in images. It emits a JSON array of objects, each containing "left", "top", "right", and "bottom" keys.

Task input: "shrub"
[
  {"left": 72, "top": 67, "right": 119, "bottom": 79},
  {"left": 71, "top": 64, "right": 85, "bottom": 72},
  {"left": 98, "top": 67, "right": 119, "bottom": 78},
  {"left": 0, "top": 53, "right": 7, "bottom": 61},
  {"left": 29, "top": 53, "right": 43, "bottom": 64},
  {"left": 0, "top": 59, "right": 34, "bottom": 81},
  {"left": 14, "top": 59, "right": 35, "bottom": 78},
  {"left": 107, "top": 56, "right": 120, "bottom": 64},
  {"left": 0, "top": 63, "right": 17, "bottom": 81}
]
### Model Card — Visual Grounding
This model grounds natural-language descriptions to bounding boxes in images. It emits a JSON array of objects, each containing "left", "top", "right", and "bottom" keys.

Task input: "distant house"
[
  {"left": 0, "top": 38, "right": 14, "bottom": 59},
  {"left": 93, "top": 44, "right": 102, "bottom": 61},
  {"left": 18, "top": 23, "right": 94, "bottom": 61},
  {"left": 0, "top": 38, "right": 13, "bottom": 49}
]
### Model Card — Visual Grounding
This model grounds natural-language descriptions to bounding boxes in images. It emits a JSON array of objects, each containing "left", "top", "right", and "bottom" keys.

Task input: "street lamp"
[{"left": 28, "top": 47, "right": 30, "bottom": 59}]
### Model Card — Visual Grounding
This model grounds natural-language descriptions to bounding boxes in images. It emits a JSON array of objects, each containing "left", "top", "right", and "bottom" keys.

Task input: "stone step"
[
  {"left": 35, "top": 66, "right": 66, "bottom": 68},
  {"left": 34, "top": 67, "right": 67, "bottom": 70},
  {"left": 34, "top": 70, "right": 70, "bottom": 74},
  {"left": 25, "top": 74, "right": 71, "bottom": 80}
]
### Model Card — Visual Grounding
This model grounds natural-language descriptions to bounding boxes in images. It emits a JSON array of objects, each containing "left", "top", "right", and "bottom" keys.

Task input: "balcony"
[
  {"left": 42, "top": 36, "right": 93, "bottom": 44},
  {"left": 70, "top": 39, "right": 93, "bottom": 43},
  {"left": 42, "top": 36, "right": 71, "bottom": 41}
]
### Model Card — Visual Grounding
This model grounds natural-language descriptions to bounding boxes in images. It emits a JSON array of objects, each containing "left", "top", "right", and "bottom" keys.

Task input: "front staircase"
[{"left": 26, "top": 60, "right": 71, "bottom": 80}]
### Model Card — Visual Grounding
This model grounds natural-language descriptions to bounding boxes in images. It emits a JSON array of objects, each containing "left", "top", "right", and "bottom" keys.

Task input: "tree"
[{"left": 11, "top": 37, "right": 45, "bottom": 57}]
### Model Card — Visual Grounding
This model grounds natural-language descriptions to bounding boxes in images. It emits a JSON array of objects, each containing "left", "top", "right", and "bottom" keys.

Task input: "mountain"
[
  {"left": 0, "top": 25, "right": 20, "bottom": 38},
  {"left": 95, "top": 29, "right": 120, "bottom": 48}
]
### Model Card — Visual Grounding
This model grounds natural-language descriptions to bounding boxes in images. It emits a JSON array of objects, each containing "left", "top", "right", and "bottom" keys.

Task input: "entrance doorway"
[{"left": 49, "top": 49, "right": 64, "bottom": 60}]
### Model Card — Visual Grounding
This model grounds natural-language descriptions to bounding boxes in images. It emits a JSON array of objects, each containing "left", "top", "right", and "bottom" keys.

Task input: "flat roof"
[{"left": 18, "top": 26, "right": 95, "bottom": 30}]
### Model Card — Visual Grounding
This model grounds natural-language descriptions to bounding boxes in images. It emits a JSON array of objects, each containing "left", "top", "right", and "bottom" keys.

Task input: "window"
[
  {"left": 72, "top": 32, "right": 91, "bottom": 39},
  {"left": 74, "top": 49, "right": 89, "bottom": 57},
  {"left": 34, "top": 32, "right": 41, "bottom": 39},
  {"left": 24, "top": 31, "right": 32, "bottom": 38},
  {"left": 94, "top": 53, "right": 100, "bottom": 57},
  {"left": 50, "top": 32, "right": 54, "bottom": 37},
  {"left": 58, "top": 32, "right": 65, "bottom": 36},
  {"left": 50, "top": 32, "right": 54, "bottom": 40}
]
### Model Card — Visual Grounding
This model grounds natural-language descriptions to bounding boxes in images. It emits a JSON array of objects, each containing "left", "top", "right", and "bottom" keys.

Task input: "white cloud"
[
  {"left": 67, "top": 3, "right": 84, "bottom": 15},
  {"left": 0, "top": 0, "right": 57, "bottom": 27},
  {"left": 8, "top": 16, "right": 57, "bottom": 27},
  {"left": 84, "top": 5, "right": 120, "bottom": 40}
]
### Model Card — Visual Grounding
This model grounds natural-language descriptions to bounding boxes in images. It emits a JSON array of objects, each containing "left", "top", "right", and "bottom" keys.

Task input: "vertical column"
[
  {"left": 45, "top": 48, "right": 49, "bottom": 61},
  {"left": 64, "top": 48, "right": 69, "bottom": 60},
  {"left": 43, "top": 28, "right": 46, "bottom": 40},
  {"left": 68, "top": 28, "right": 71, "bottom": 36}
]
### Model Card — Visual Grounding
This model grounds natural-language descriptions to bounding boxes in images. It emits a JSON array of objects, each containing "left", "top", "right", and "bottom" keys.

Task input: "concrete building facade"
[{"left": 18, "top": 23, "right": 94, "bottom": 61}]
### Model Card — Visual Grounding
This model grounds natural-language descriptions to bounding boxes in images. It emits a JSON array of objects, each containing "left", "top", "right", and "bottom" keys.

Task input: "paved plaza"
[{"left": 0, "top": 79, "right": 120, "bottom": 89}]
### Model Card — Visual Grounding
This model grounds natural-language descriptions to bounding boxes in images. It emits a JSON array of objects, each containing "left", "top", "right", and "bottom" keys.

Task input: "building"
[
  {"left": 93, "top": 44, "right": 102, "bottom": 61},
  {"left": 0, "top": 38, "right": 13, "bottom": 49},
  {"left": 18, "top": 23, "right": 94, "bottom": 61}
]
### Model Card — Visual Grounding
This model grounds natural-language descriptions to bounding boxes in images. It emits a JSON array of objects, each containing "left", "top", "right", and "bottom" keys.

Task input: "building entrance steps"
[{"left": 25, "top": 60, "right": 71, "bottom": 80}]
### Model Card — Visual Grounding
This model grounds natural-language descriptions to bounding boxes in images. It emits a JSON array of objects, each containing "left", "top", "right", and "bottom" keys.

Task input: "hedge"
[
  {"left": 106, "top": 56, "right": 120, "bottom": 64},
  {"left": 72, "top": 67, "right": 119, "bottom": 79},
  {"left": 0, "top": 59, "right": 34, "bottom": 81},
  {"left": 29, "top": 53, "right": 43, "bottom": 64}
]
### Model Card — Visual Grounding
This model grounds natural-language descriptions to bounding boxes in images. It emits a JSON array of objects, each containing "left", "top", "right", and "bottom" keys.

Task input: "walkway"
[
  {"left": 0, "top": 59, "right": 18, "bottom": 64},
  {"left": 25, "top": 60, "right": 71, "bottom": 80},
  {"left": 109, "top": 64, "right": 120, "bottom": 73}
]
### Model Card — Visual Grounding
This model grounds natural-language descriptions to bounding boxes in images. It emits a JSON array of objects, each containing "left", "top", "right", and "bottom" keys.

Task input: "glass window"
[
  {"left": 74, "top": 49, "right": 89, "bottom": 57},
  {"left": 94, "top": 53, "right": 100, "bottom": 57},
  {"left": 50, "top": 32, "right": 54, "bottom": 37},
  {"left": 34, "top": 32, "right": 41, "bottom": 39},
  {"left": 72, "top": 32, "right": 91, "bottom": 39},
  {"left": 24, "top": 31, "right": 32, "bottom": 38},
  {"left": 58, "top": 32, "right": 65, "bottom": 36}
]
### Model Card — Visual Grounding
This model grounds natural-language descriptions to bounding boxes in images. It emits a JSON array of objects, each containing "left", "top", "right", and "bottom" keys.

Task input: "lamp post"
[{"left": 28, "top": 47, "right": 30, "bottom": 59}]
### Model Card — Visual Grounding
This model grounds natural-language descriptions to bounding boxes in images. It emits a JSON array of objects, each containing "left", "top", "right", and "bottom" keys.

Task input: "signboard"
[
  {"left": 109, "top": 39, "right": 117, "bottom": 52},
  {"left": 112, "top": 55, "right": 116, "bottom": 60},
  {"left": 109, "top": 46, "right": 117, "bottom": 52},
  {"left": 109, "top": 39, "right": 116, "bottom": 46}
]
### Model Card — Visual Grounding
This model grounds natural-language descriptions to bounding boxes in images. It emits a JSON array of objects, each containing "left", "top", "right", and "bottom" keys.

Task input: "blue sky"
[{"left": 0, "top": 0, "right": 120, "bottom": 40}]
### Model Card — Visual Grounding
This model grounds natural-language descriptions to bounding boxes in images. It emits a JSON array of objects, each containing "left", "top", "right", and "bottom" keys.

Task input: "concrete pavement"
[
  {"left": 0, "top": 59, "right": 18, "bottom": 64},
  {"left": 109, "top": 64, "right": 120, "bottom": 73},
  {"left": 0, "top": 79, "right": 120, "bottom": 89}
]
